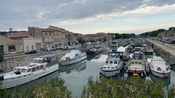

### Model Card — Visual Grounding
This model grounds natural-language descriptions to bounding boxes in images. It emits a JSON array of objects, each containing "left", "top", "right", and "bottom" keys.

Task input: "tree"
[
  {"left": 111, "top": 36, "right": 115, "bottom": 40},
  {"left": 140, "top": 29, "right": 166, "bottom": 37},
  {"left": 77, "top": 37, "right": 86, "bottom": 44},
  {"left": 98, "top": 38, "right": 102, "bottom": 41},
  {"left": 0, "top": 53, "right": 4, "bottom": 62},
  {"left": 103, "top": 37, "right": 107, "bottom": 41}
]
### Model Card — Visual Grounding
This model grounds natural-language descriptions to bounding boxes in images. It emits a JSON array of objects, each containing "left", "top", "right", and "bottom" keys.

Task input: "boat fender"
[{"left": 0, "top": 75, "right": 4, "bottom": 80}]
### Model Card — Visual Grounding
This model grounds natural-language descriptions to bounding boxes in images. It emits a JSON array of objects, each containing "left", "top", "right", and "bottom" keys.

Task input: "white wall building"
[{"left": 23, "top": 38, "right": 43, "bottom": 52}]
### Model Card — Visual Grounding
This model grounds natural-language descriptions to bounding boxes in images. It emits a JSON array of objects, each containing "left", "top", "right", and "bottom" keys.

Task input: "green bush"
[
  {"left": 81, "top": 76, "right": 175, "bottom": 98},
  {"left": 0, "top": 77, "right": 175, "bottom": 98},
  {"left": 0, "top": 78, "right": 72, "bottom": 98},
  {"left": 0, "top": 53, "right": 4, "bottom": 62}
]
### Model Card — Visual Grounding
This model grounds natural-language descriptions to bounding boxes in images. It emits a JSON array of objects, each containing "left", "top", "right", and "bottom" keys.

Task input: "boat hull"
[
  {"left": 86, "top": 50, "right": 102, "bottom": 55},
  {"left": 151, "top": 69, "right": 170, "bottom": 78},
  {"left": 101, "top": 69, "right": 120, "bottom": 77},
  {"left": 128, "top": 70, "right": 144, "bottom": 76},
  {"left": 1, "top": 64, "right": 58, "bottom": 89},
  {"left": 101, "top": 65, "right": 124, "bottom": 77},
  {"left": 60, "top": 55, "right": 87, "bottom": 66}
]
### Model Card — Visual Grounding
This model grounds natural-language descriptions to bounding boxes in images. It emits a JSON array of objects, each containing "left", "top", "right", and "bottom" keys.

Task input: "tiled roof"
[{"left": 9, "top": 32, "right": 28, "bottom": 38}]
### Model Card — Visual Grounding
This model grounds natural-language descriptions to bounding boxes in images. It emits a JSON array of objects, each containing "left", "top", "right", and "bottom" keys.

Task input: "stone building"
[
  {"left": 47, "top": 25, "right": 66, "bottom": 45},
  {"left": 23, "top": 38, "right": 43, "bottom": 52},
  {"left": 0, "top": 35, "right": 23, "bottom": 55},
  {"left": 65, "top": 31, "right": 79, "bottom": 45},
  {"left": 28, "top": 27, "right": 45, "bottom": 38},
  {"left": 28, "top": 26, "right": 66, "bottom": 48},
  {"left": 166, "top": 27, "right": 175, "bottom": 40},
  {"left": 83, "top": 33, "right": 106, "bottom": 42},
  {"left": 5, "top": 33, "right": 19, "bottom": 37},
  {"left": 157, "top": 31, "right": 165, "bottom": 39},
  {"left": 9, "top": 32, "right": 28, "bottom": 39},
  {"left": 157, "top": 27, "right": 175, "bottom": 40},
  {"left": 42, "top": 29, "right": 55, "bottom": 48}
]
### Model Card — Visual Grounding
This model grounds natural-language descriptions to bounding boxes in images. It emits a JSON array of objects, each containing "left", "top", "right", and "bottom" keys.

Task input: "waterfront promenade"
[{"left": 146, "top": 38, "right": 175, "bottom": 56}]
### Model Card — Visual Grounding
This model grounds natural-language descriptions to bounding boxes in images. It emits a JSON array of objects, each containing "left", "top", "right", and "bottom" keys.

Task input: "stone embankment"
[
  {"left": 146, "top": 38, "right": 175, "bottom": 65},
  {"left": 0, "top": 43, "right": 103, "bottom": 73}
]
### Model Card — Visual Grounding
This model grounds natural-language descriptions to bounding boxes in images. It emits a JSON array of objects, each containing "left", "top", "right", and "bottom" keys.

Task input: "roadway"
[{"left": 146, "top": 38, "right": 175, "bottom": 56}]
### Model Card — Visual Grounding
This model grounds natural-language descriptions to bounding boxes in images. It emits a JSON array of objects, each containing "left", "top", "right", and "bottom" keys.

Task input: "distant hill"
[{"left": 140, "top": 29, "right": 166, "bottom": 37}]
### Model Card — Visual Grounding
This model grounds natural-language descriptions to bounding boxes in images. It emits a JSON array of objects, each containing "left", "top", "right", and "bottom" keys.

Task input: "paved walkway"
[{"left": 146, "top": 38, "right": 175, "bottom": 56}]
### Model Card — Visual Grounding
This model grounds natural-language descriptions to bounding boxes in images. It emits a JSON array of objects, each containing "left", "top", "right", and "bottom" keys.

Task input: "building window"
[
  {"left": 45, "top": 32, "right": 47, "bottom": 35},
  {"left": 32, "top": 45, "right": 34, "bottom": 50},
  {"left": 26, "top": 46, "right": 29, "bottom": 52},
  {"left": 50, "top": 32, "right": 51, "bottom": 35},
  {"left": 45, "top": 38, "right": 47, "bottom": 42}
]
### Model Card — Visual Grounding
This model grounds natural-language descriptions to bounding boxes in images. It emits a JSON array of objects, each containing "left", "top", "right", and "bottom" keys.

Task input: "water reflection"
[
  {"left": 8, "top": 70, "right": 59, "bottom": 92},
  {"left": 59, "top": 59, "right": 87, "bottom": 74},
  {"left": 150, "top": 72, "right": 171, "bottom": 86},
  {"left": 102, "top": 50, "right": 109, "bottom": 55},
  {"left": 87, "top": 53, "right": 102, "bottom": 61}
]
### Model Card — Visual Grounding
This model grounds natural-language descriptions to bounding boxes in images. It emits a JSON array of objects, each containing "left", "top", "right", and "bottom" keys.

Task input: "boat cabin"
[
  {"left": 108, "top": 52, "right": 123, "bottom": 60},
  {"left": 90, "top": 46, "right": 101, "bottom": 51},
  {"left": 13, "top": 65, "right": 45, "bottom": 75},
  {"left": 62, "top": 50, "right": 81, "bottom": 60},
  {"left": 31, "top": 54, "right": 58, "bottom": 67},
  {"left": 130, "top": 60, "right": 143, "bottom": 70}
]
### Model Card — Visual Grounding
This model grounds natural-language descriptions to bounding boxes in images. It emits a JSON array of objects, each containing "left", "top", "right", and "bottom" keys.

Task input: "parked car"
[
  {"left": 60, "top": 45, "right": 65, "bottom": 49},
  {"left": 50, "top": 47, "right": 57, "bottom": 51},
  {"left": 57, "top": 46, "right": 61, "bottom": 50},
  {"left": 25, "top": 50, "right": 37, "bottom": 54},
  {"left": 169, "top": 40, "right": 175, "bottom": 44},
  {"left": 66, "top": 45, "right": 73, "bottom": 49}
]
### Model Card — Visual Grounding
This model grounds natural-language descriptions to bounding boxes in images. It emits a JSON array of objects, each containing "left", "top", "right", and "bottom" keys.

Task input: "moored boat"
[
  {"left": 128, "top": 60, "right": 145, "bottom": 76},
  {"left": 59, "top": 49, "right": 87, "bottom": 66},
  {"left": 110, "top": 40, "right": 118, "bottom": 51},
  {"left": 0, "top": 54, "right": 59, "bottom": 89},
  {"left": 117, "top": 46, "right": 130, "bottom": 62},
  {"left": 100, "top": 52, "right": 124, "bottom": 77},
  {"left": 86, "top": 46, "right": 102, "bottom": 56},
  {"left": 149, "top": 56, "right": 171, "bottom": 78}
]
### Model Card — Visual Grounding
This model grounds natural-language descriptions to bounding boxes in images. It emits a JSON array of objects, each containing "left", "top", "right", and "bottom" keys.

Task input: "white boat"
[
  {"left": 100, "top": 52, "right": 124, "bottom": 77},
  {"left": 149, "top": 56, "right": 171, "bottom": 78},
  {"left": 143, "top": 41, "right": 147, "bottom": 47},
  {"left": 117, "top": 46, "right": 130, "bottom": 62},
  {"left": 128, "top": 60, "right": 145, "bottom": 76},
  {"left": 110, "top": 40, "right": 118, "bottom": 51},
  {"left": 0, "top": 54, "right": 59, "bottom": 89},
  {"left": 59, "top": 50, "right": 87, "bottom": 66}
]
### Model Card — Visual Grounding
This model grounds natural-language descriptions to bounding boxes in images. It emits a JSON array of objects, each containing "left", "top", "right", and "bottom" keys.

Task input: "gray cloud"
[{"left": 0, "top": 0, "right": 175, "bottom": 30}]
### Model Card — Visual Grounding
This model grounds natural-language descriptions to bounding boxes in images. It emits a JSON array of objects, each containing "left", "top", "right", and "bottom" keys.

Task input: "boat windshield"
[
  {"left": 15, "top": 68, "right": 21, "bottom": 72},
  {"left": 21, "top": 69, "right": 26, "bottom": 73},
  {"left": 109, "top": 53, "right": 119, "bottom": 58},
  {"left": 32, "top": 58, "right": 43, "bottom": 63}
]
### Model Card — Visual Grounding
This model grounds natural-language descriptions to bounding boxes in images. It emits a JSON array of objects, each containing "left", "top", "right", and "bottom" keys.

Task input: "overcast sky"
[{"left": 0, "top": 0, "right": 175, "bottom": 34}]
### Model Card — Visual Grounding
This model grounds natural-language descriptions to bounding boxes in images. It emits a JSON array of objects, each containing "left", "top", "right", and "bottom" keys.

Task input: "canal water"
[{"left": 8, "top": 50, "right": 175, "bottom": 98}]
